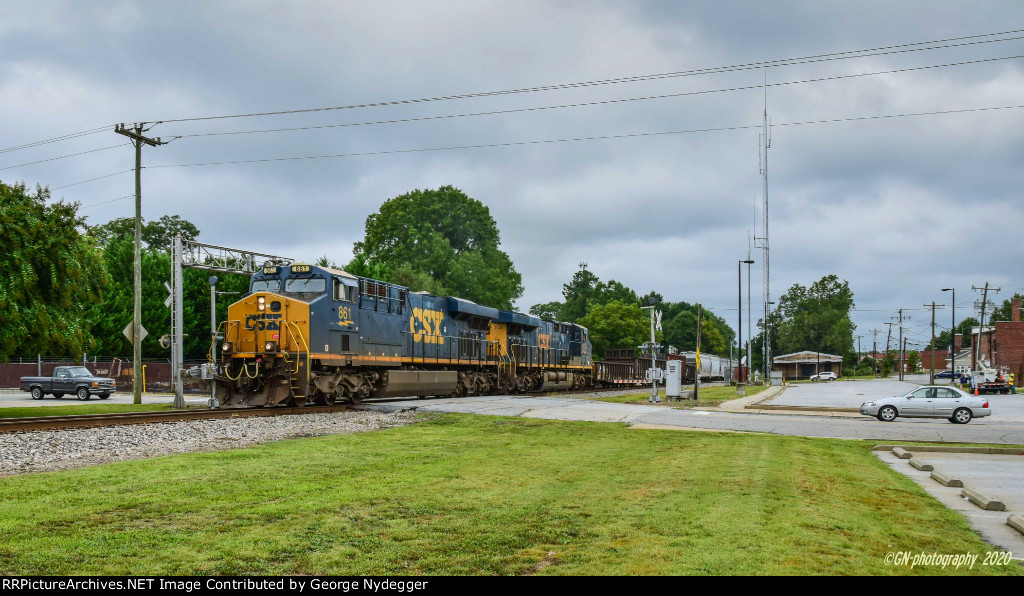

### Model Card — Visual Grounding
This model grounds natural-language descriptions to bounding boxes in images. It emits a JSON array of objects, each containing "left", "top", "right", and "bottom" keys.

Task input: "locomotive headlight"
[
  {"left": 258, "top": 296, "right": 266, "bottom": 311},
  {"left": 264, "top": 341, "right": 277, "bottom": 352}
]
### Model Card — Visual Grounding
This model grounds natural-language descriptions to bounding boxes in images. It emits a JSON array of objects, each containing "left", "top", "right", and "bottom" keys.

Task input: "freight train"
[
  {"left": 210, "top": 263, "right": 594, "bottom": 407},
  {"left": 594, "top": 349, "right": 733, "bottom": 386}
]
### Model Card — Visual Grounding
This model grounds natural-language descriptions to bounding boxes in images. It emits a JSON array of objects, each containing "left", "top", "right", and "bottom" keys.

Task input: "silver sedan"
[{"left": 860, "top": 386, "right": 991, "bottom": 424}]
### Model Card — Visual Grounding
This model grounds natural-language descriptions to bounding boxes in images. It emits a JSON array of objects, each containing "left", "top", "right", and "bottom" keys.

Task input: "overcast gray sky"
[{"left": 3, "top": 1, "right": 1023, "bottom": 352}]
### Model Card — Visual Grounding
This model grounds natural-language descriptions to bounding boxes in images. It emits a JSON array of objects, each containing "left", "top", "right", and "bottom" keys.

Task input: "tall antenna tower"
[{"left": 754, "top": 71, "right": 772, "bottom": 378}]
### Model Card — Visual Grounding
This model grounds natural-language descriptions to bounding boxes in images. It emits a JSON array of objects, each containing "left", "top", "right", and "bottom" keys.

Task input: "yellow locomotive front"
[{"left": 212, "top": 265, "right": 315, "bottom": 407}]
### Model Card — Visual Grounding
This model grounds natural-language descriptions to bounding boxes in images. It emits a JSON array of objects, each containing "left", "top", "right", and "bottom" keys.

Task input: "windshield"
[
  {"left": 284, "top": 277, "right": 326, "bottom": 295},
  {"left": 67, "top": 367, "right": 92, "bottom": 376},
  {"left": 251, "top": 279, "right": 282, "bottom": 292}
]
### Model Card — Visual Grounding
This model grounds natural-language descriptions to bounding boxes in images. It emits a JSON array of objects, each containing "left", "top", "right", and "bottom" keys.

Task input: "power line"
[
  {"left": 51, "top": 169, "right": 134, "bottom": 190},
  {"left": 0, "top": 124, "right": 114, "bottom": 155},
  {"left": 167, "top": 54, "right": 1024, "bottom": 141},
  {"left": 152, "top": 30, "right": 1024, "bottom": 125},
  {"left": 5, "top": 28, "right": 1022, "bottom": 158},
  {"left": 147, "top": 102, "right": 1024, "bottom": 170},
  {"left": 0, "top": 144, "right": 129, "bottom": 172},
  {"left": 78, "top": 195, "right": 136, "bottom": 210}
]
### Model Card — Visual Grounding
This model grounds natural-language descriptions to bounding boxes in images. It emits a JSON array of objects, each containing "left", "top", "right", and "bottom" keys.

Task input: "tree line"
[{"left": 5, "top": 179, "right": 864, "bottom": 367}]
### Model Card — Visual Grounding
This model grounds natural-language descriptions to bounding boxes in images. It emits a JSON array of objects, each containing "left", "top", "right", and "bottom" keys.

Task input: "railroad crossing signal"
[
  {"left": 164, "top": 281, "right": 173, "bottom": 308},
  {"left": 655, "top": 310, "right": 663, "bottom": 332}
]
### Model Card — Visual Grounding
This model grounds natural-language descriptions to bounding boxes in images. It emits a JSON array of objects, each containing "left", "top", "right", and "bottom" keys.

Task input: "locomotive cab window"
[
  {"left": 333, "top": 278, "right": 357, "bottom": 302},
  {"left": 284, "top": 277, "right": 326, "bottom": 296},
  {"left": 251, "top": 279, "right": 281, "bottom": 292}
]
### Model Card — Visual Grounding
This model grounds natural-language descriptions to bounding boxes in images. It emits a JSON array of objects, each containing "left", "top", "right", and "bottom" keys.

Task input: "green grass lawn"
[
  {"left": 595, "top": 384, "right": 769, "bottom": 407},
  {"left": 0, "top": 414, "right": 1018, "bottom": 575},
  {"left": 0, "top": 404, "right": 178, "bottom": 419}
]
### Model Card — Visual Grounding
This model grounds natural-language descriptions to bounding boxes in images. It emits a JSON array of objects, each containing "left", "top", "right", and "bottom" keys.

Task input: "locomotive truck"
[{"left": 210, "top": 263, "right": 594, "bottom": 407}]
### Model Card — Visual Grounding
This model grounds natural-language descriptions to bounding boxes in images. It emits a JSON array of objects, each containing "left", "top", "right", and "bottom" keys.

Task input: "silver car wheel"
[
  {"left": 953, "top": 408, "right": 972, "bottom": 424},
  {"left": 878, "top": 406, "right": 897, "bottom": 422}
]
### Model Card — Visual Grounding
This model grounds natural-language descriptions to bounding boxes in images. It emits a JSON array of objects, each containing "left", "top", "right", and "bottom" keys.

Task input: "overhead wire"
[
  {"left": 0, "top": 124, "right": 114, "bottom": 155},
  {"left": 0, "top": 144, "right": 129, "bottom": 172},
  {"left": 153, "top": 29, "right": 1024, "bottom": 124},
  {"left": 147, "top": 103, "right": 1024, "bottom": 170},
  {"left": 167, "top": 54, "right": 1024, "bottom": 140},
  {"left": 6, "top": 27, "right": 1023, "bottom": 164}
]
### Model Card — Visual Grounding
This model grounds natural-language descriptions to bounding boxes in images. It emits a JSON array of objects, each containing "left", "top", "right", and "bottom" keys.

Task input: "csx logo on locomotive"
[
  {"left": 246, "top": 313, "right": 282, "bottom": 331},
  {"left": 410, "top": 307, "right": 445, "bottom": 344}
]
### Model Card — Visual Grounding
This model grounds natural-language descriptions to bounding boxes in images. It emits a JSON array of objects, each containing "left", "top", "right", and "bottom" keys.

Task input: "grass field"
[
  {"left": 0, "top": 414, "right": 1018, "bottom": 575},
  {"left": 595, "top": 384, "right": 770, "bottom": 407},
  {"left": 0, "top": 404, "right": 178, "bottom": 419}
]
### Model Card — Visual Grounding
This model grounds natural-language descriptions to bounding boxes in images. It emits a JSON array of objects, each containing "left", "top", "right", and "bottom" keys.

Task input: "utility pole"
[
  {"left": 942, "top": 288, "right": 956, "bottom": 385},
  {"left": 898, "top": 309, "right": 904, "bottom": 381},
  {"left": 870, "top": 329, "right": 881, "bottom": 376},
  {"left": 855, "top": 334, "right": 864, "bottom": 379},
  {"left": 903, "top": 337, "right": 908, "bottom": 378},
  {"left": 115, "top": 123, "right": 166, "bottom": 404},
  {"left": 695, "top": 305, "right": 703, "bottom": 403},
  {"left": 924, "top": 302, "right": 945, "bottom": 385},
  {"left": 971, "top": 283, "right": 1000, "bottom": 370}
]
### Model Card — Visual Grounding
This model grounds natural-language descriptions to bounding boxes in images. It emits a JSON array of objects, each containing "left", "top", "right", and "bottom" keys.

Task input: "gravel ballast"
[{"left": 0, "top": 409, "right": 418, "bottom": 477}]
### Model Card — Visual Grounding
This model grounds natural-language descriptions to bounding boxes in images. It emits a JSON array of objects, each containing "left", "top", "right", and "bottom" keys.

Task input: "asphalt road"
[{"left": 365, "top": 385, "right": 1024, "bottom": 445}]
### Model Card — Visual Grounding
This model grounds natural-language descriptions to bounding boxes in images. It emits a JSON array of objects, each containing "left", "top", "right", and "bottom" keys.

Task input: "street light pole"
[{"left": 943, "top": 288, "right": 955, "bottom": 385}]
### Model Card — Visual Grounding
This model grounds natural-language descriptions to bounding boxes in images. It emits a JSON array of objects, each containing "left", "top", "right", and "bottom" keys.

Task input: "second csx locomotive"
[{"left": 212, "top": 262, "right": 593, "bottom": 407}]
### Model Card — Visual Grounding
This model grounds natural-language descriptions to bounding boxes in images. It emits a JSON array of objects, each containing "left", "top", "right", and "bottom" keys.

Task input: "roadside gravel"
[{"left": 0, "top": 409, "right": 418, "bottom": 477}]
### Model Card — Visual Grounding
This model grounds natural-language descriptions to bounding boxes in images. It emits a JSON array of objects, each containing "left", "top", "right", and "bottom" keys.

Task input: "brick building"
[{"left": 993, "top": 297, "right": 1024, "bottom": 377}]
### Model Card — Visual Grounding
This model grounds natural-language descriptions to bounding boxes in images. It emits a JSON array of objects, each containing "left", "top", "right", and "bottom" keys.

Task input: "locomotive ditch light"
[
  {"left": 222, "top": 342, "right": 233, "bottom": 353},
  {"left": 264, "top": 341, "right": 277, "bottom": 352}
]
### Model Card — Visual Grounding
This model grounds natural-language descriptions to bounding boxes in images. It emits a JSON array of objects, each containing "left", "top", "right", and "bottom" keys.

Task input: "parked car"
[
  {"left": 809, "top": 372, "right": 837, "bottom": 382},
  {"left": 935, "top": 370, "right": 956, "bottom": 379},
  {"left": 860, "top": 386, "right": 990, "bottom": 424},
  {"left": 20, "top": 366, "right": 116, "bottom": 400}
]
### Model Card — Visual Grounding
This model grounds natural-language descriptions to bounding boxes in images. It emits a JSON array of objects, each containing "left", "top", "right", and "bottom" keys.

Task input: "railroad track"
[{"left": 0, "top": 405, "right": 350, "bottom": 434}]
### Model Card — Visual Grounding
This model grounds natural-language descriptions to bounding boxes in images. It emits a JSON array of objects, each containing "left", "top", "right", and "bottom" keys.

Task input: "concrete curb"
[
  {"left": 908, "top": 457, "right": 933, "bottom": 471},
  {"left": 962, "top": 488, "right": 1006, "bottom": 511},
  {"left": 749, "top": 404, "right": 861, "bottom": 413},
  {"left": 1008, "top": 514, "right": 1024, "bottom": 535},
  {"left": 872, "top": 445, "right": 1024, "bottom": 455},
  {"left": 930, "top": 471, "right": 963, "bottom": 487}
]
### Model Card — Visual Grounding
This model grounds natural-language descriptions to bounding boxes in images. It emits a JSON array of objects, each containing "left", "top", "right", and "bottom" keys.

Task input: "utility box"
[
  {"left": 665, "top": 360, "right": 682, "bottom": 398},
  {"left": 647, "top": 367, "right": 664, "bottom": 382},
  {"left": 770, "top": 371, "right": 784, "bottom": 386}
]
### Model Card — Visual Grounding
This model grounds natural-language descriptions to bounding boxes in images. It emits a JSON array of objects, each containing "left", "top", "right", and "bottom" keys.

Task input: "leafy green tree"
[
  {"left": 0, "top": 181, "right": 106, "bottom": 360},
  {"left": 89, "top": 215, "right": 199, "bottom": 252},
  {"left": 352, "top": 186, "right": 522, "bottom": 308},
  {"left": 881, "top": 351, "right": 896, "bottom": 378},
  {"left": 906, "top": 351, "right": 921, "bottom": 372},
  {"left": 578, "top": 300, "right": 650, "bottom": 360},
  {"left": 773, "top": 275, "right": 855, "bottom": 357},
  {"left": 990, "top": 294, "right": 1024, "bottom": 322},
  {"left": 529, "top": 301, "right": 564, "bottom": 321},
  {"left": 929, "top": 317, "right": 979, "bottom": 351},
  {"left": 559, "top": 265, "right": 601, "bottom": 322},
  {"left": 343, "top": 254, "right": 390, "bottom": 281}
]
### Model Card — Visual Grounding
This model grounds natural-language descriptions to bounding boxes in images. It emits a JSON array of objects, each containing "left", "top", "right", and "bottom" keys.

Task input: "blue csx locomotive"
[{"left": 212, "top": 263, "right": 593, "bottom": 407}]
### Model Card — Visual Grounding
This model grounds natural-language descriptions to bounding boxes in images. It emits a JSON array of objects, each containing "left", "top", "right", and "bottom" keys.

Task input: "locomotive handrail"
[
  {"left": 285, "top": 320, "right": 310, "bottom": 388},
  {"left": 209, "top": 320, "right": 240, "bottom": 365}
]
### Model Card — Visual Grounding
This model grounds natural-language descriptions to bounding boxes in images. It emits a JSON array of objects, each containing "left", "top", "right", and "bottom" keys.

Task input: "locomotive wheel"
[
  {"left": 349, "top": 393, "right": 363, "bottom": 405},
  {"left": 322, "top": 393, "right": 336, "bottom": 406}
]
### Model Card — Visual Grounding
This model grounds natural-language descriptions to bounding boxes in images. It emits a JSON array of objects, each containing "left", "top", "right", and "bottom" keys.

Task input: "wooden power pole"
[{"left": 114, "top": 123, "right": 166, "bottom": 404}]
